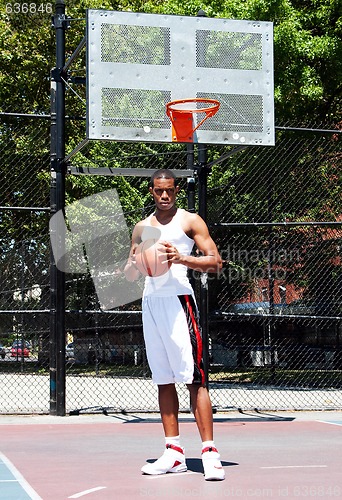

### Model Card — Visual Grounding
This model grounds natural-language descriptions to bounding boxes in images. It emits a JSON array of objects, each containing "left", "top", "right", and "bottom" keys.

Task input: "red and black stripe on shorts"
[{"left": 178, "top": 294, "right": 205, "bottom": 385}]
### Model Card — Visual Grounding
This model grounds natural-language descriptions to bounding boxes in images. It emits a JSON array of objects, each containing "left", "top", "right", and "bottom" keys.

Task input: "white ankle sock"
[
  {"left": 202, "top": 440, "right": 215, "bottom": 450},
  {"left": 165, "top": 435, "right": 181, "bottom": 447}
]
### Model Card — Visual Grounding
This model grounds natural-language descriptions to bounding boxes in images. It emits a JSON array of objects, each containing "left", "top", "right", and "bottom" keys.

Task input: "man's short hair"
[{"left": 150, "top": 169, "right": 178, "bottom": 188}]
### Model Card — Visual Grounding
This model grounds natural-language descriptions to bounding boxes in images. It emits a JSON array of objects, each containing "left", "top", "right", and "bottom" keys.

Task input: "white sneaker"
[
  {"left": 141, "top": 444, "right": 187, "bottom": 475},
  {"left": 202, "top": 446, "right": 225, "bottom": 481}
]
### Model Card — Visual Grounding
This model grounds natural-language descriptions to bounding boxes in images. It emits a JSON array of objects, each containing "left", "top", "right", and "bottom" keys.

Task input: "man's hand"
[
  {"left": 162, "top": 241, "right": 181, "bottom": 263},
  {"left": 124, "top": 245, "right": 140, "bottom": 281}
]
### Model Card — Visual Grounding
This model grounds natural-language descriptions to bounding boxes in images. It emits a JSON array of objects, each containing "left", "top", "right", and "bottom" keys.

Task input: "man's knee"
[
  {"left": 186, "top": 383, "right": 206, "bottom": 394},
  {"left": 158, "top": 383, "right": 177, "bottom": 395}
]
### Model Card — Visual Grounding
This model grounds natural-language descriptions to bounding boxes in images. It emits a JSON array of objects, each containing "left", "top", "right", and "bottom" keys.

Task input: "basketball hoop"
[{"left": 166, "top": 98, "right": 220, "bottom": 143}]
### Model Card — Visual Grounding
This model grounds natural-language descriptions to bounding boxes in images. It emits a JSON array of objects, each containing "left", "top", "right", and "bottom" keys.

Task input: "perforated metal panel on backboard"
[{"left": 87, "top": 10, "right": 274, "bottom": 146}]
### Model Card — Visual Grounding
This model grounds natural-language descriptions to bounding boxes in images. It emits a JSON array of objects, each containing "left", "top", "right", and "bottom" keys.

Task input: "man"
[{"left": 124, "top": 168, "right": 225, "bottom": 481}]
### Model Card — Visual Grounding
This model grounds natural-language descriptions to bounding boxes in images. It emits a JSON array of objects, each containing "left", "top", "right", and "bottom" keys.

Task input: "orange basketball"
[{"left": 135, "top": 239, "right": 171, "bottom": 277}]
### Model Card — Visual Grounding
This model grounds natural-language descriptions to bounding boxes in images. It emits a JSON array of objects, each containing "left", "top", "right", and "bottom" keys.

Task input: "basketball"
[{"left": 134, "top": 239, "right": 171, "bottom": 277}]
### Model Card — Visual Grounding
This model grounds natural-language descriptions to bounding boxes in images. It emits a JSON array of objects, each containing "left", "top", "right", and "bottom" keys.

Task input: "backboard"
[{"left": 86, "top": 10, "right": 274, "bottom": 146}]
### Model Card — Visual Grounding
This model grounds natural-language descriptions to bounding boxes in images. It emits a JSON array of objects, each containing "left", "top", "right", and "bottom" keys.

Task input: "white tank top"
[{"left": 141, "top": 208, "right": 194, "bottom": 297}]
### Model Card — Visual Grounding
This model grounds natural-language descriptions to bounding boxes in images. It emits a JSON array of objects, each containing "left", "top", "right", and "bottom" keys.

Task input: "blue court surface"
[
  {"left": 0, "top": 452, "right": 42, "bottom": 499},
  {"left": 0, "top": 411, "right": 341, "bottom": 499}
]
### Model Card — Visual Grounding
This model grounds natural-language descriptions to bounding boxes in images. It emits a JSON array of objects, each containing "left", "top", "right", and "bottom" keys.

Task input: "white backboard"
[{"left": 86, "top": 10, "right": 274, "bottom": 146}]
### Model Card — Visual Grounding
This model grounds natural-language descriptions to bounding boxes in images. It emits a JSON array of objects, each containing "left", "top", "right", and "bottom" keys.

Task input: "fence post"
[
  {"left": 50, "top": 0, "right": 67, "bottom": 416},
  {"left": 197, "top": 144, "right": 210, "bottom": 389}
]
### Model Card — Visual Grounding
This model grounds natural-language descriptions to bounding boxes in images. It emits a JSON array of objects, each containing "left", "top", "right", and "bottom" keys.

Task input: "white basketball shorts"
[{"left": 142, "top": 294, "right": 205, "bottom": 385}]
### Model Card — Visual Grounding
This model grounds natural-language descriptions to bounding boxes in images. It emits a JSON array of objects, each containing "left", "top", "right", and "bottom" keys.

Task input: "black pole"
[
  {"left": 50, "top": 0, "right": 66, "bottom": 416},
  {"left": 195, "top": 9, "right": 211, "bottom": 390},
  {"left": 187, "top": 143, "right": 195, "bottom": 213},
  {"left": 187, "top": 176, "right": 196, "bottom": 213},
  {"left": 187, "top": 144, "right": 196, "bottom": 297},
  {"left": 197, "top": 143, "right": 210, "bottom": 389},
  {"left": 195, "top": 9, "right": 211, "bottom": 389}
]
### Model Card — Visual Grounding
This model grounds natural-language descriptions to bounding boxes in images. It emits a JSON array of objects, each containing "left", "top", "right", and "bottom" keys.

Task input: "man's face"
[{"left": 149, "top": 177, "right": 179, "bottom": 211}]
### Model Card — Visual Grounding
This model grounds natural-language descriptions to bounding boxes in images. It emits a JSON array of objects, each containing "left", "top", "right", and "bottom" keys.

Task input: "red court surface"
[{"left": 0, "top": 411, "right": 341, "bottom": 499}]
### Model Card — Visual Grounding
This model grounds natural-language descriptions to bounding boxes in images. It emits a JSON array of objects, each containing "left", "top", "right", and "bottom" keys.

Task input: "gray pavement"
[{"left": 0, "top": 410, "right": 341, "bottom": 499}]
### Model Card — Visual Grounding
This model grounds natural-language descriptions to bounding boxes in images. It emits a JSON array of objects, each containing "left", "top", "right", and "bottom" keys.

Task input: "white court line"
[
  {"left": 0, "top": 452, "right": 43, "bottom": 500},
  {"left": 317, "top": 420, "right": 342, "bottom": 426},
  {"left": 261, "top": 465, "right": 327, "bottom": 469},
  {"left": 68, "top": 486, "right": 107, "bottom": 498}
]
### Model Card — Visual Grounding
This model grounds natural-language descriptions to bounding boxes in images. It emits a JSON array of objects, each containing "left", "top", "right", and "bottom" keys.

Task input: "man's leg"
[
  {"left": 187, "top": 384, "right": 213, "bottom": 441},
  {"left": 158, "top": 383, "right": 180, "bottom": 437},
  {"left": 141, "top": 383, "right": 187, "bottom": 475},
  {"left": 187, "top": 384, "right": 225, "bottom": 481}
]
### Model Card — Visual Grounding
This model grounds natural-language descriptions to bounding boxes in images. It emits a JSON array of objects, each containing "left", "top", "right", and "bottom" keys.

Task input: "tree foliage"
[{"left": 1, "top": 0, "right": 341, "bottom": 120}]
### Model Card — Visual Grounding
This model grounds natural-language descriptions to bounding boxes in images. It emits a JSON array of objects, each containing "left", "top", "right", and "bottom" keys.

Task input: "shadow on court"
[{"left": 0, "top": 411, "right": 341, "bottom": 499}]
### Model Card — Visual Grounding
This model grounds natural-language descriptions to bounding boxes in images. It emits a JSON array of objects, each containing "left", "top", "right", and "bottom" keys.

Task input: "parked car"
[
  {"left": 0, "top": 344, "right": 6, "bottom": 359},
  {"left": 11, "top": 342, "right": 30, "bottom": 358},
  {"left": 66, "top": 343, "right": 74, "bottom": 359}
]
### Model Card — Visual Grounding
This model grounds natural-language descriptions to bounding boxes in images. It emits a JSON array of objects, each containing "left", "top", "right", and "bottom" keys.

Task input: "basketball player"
[{"left": 124, "top": 169, "right": 225, "bottom": 481}]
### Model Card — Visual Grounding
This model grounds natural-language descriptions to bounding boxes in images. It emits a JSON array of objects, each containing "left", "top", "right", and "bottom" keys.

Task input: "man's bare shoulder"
[
  {"left": 179, "top": 208, "right": 204, "bottom": 224},
  {"left": 134, "top": 212, "right": 153, "bottom": 227},
  {"left": 135, "top": 219, "right": 147, "bottom": 228},
  {"left": 178, "top": 208, "right": 196, "bottom": 219},
  {"left": 131, "top": 216, "right": 151, "bottom": 241},
  {"left": 178, "top": 208, "right": 207, "bottom": 238}
]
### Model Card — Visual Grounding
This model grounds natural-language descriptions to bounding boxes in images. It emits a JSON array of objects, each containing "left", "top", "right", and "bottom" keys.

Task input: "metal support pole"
[
  {"left": 50, "top": 70, "right": 57, "bottom": 416},
  {"left": 50, "top": 0, "right": 66, "bottom": 416},
  {"left": 187, "top": 144, "right": 195, "bottom": 213},
  {"left": 187, "top": 144, "right": 196, "bottom": 300},
  {"left": 197, "top": 143, "right": 210, "bottom": 389},
  {"left": 195, "top": 9, "right": 211, "bottom": 390},
  {"left": 187, "top": 176, "right": 196, "bottom": 213}
]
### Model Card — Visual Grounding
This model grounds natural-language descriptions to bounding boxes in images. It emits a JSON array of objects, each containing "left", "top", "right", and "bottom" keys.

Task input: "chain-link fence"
[
  {"left": 0, "top": 112, "right": 341, "bottom": 414},
  {"left": 207, "top": 129, "right": 341, "bottom": 410}
]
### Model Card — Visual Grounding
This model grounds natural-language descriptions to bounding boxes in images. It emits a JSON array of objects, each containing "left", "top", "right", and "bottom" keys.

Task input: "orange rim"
[
  {"left": 166, "top": 98, "right": 220, "bottom": 116},
  {"left": 166, "top": 98, "right": 220, "bottom": 142}
]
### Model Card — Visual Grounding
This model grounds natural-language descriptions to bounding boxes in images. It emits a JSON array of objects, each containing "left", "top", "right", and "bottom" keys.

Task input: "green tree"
[{"left": 148, "top": 0, "right": 341, "bottom": 122}]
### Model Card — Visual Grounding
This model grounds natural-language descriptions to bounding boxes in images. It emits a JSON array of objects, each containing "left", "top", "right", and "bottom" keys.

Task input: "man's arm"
[
  {"left": 164, "top": 213, "right": 222, "bottom": 273},
  {"left": 124, "top": 224, "right": 142, "bottom": 282}
]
